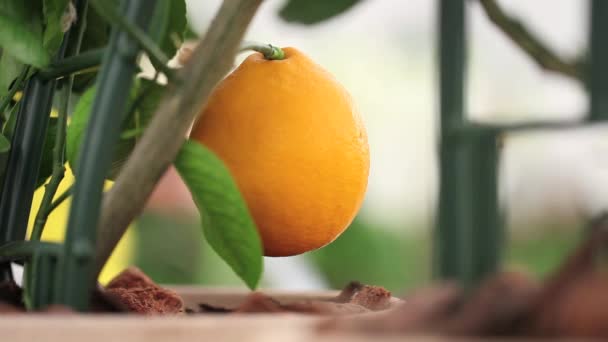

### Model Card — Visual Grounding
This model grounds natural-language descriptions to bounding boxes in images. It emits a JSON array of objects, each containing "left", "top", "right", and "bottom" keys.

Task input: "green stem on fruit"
[
  {"left": 89, "top": 0, "right": 176, "bottom": 81},
  {"left": 239, "top": 41, "right": 285, "bottom": 60}
]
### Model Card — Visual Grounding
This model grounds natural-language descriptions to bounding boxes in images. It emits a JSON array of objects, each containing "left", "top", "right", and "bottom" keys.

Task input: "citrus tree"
[{"left": 0, "top": 0, "right": 366, "bottom": 311}]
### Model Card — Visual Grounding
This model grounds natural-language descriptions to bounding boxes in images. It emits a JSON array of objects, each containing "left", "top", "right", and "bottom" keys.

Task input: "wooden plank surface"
[{"left": 0, "top": 287, "right": 542, "bottom": 341}]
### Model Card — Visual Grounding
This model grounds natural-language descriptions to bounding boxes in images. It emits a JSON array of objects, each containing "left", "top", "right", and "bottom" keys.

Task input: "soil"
[{"left": 0, "top": 266, "right": 394, "bottom": 316}]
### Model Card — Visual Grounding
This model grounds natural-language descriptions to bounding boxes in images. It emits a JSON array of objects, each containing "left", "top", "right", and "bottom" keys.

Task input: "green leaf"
[
  {"left": 0, "top": 54, "right": 24, "bottom": 95},
  {"left": 67, "top": 79, "right": 165, "bottom": 179},
  {"left": 279, "top": 0, "right": 362, "bottom": 24},
  {"left": 0, "top": 0, "right": 43, "bottom": 31},
  {"left": 0, "top": 133, "right": 11, "bottom": 153},
  {"left": 35, "top": 117, "right": 58, "bottom": 188},
  {"left": 174, "top": 140, "right": 263, "bottom": 289},
  {"left": 0, "top": 1, "right": 50, "bottom": 67},
  {"left": 42, "top": 0, "right": 70, "bottom": 56},
  {"left": 148, "top": 0, "right": 187, "bottom": 62}
]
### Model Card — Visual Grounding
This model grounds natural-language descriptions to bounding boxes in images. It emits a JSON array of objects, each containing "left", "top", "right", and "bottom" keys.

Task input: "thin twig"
[
  {"left": 89, "top": 0, "right": 175, "bottom": 81},
  {"left": 48, "top": 185, "right": 73, "bottom": 213},
  {"left": 94, "top": 0, "right": 263, "bottom": 275},
  {"left": 31, "top": 2, "right": 89, "bottom": 241},
  {"left": 38, "top": 48, "right": 104, "bottom": 80},
  {"left": 478, "top": 0, "right": 584, "bottom": 83}
]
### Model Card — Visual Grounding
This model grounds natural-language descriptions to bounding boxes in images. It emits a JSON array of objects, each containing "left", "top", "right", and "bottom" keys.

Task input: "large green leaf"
[
  {"left": 148, "top": 0, "right": 187, "bottom": 61},
  {"left": 66, "top": 79, "right": 164, "bottom": 179},
  {"left": 0, "top": 1, "right": 49, "bottom": 67},
  {"left": 174, "top": 140, "right": 263, "bottom": 289},
  {"left": 279, "top": 0, "right": 362, "bottom": 24},
  {"left": 42, "top": 0, "right": 70, "bottom": 56}
]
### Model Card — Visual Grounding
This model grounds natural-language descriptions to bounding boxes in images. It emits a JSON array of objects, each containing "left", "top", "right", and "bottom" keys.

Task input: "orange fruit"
[{"left": 189, "top": 47, "right": 369, "bottom": 256}]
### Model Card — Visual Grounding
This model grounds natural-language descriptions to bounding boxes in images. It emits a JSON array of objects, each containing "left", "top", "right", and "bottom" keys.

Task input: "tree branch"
[
  {"left": 93, "top": 0, "right": 263, "bottom": 275},
  {"left": 478, "top": 0, "right": 584, "bottom": 83}
]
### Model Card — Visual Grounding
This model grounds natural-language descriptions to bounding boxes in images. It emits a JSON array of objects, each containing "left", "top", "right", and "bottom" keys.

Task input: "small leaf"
[
  {"left": 279, "top": 0, "right": 362, "bottom": 24},
  {"left": 67, "top": 79, "right": 165, "bottom": 179},
  {"left": 0, "top": 0, "right": 50, "bottom": 67},
  {"left": 42, "top": 0, "right": 70, "bottom": 56},
  {"left": 174, "top": 140, "right": 263, "bottom": 289}
]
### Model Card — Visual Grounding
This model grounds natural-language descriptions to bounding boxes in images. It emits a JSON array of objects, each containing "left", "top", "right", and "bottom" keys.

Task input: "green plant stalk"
[
  {"left": 0, "top": 66, "right": 30, "bottom": 120},
  {"left": 0, "top": 241, "right": 62, "bottom": 263},
  {"left": 57, "top": 0, "right": 158, "bottom": 311},
  {"left": 31, "top": 0, "right": 90, "bottom": 241},
  {"left": 469, "top": 130, "right": 502, "bottom": 283},
  {"left": 48, "top": 185, "right": 72, "bottom": 213},
  {"left": 479, "top": 0, "right": 583, "bottom": 83},
  {"left": 38, "top": 48, "right": 104, "bottom": 81},
  {"left": 89, "top": 0, "right": 175, "bottom": 81},
  {"left": 435, "top": 0, "right": 473, "bottom": 288},
  {"left": 123, "top": 72, "right": 160, "bottom": 142},
  {"left": 0, "top": 76, "right": 56, "bottom": 283},
  {"left": 239, "top": 41, "right": 285, "bottom": 60},
  {"left": 589, "top": 0, "right": 608, "bottom": 121},
  {"left": 22, "top": 84, "right": 70, "bottom": 310},
  {"left": 30, "top": 87, "right": 70, "bottom": 241},
  {"left": 94, "top": 0, "right": 263, "bottom": 276},
  {"left": 24, "top": 1, "right": 90, "bottom": 310}
]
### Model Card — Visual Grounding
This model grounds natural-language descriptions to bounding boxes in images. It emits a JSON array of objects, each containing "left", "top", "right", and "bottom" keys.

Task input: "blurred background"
[{"left": 32, "top": 0, "right": 605, "bottom": 294}]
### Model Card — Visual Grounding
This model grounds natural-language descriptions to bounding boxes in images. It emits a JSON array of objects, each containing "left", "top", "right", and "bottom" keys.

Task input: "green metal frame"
[{"left": 435, "top": 0, "right": 608, "bottom": 289}]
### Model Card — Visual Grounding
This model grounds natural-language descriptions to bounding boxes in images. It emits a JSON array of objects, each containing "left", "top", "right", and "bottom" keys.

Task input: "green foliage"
[
  {"left": 0, "top": 1, "right": 49, "bottom": 69},
  {"left": 0, "top": 54, "right": 23, "bottom": 96},
  {"left": 148, "top": 0, "right": 187, "bottom": 61},
  {"left": 133, "top": 213, "right": 203, "bottom": 284},
  {"left": 279, "top": 0, "right": 362, "bottom": 24},
  {"left": 42, "top": 0, "right": 70, "bottom": 55},
  {"left": 2, "top": 98, "right": 20, "bottom": 139},
  {"left": 66, "top": 78, "right": 164, "bottom": 179},
  {"left": 174, "top": 140, "right": 263, "bottom": 290},
  {"left": 506, "top": 230, "right": 581, "bottom": 277},
  {"left": 309, "top": 219, "right": 429, "bottom": 293},
  {"left": 70, "top": 3, "right": 112, "bottom": 92}
]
